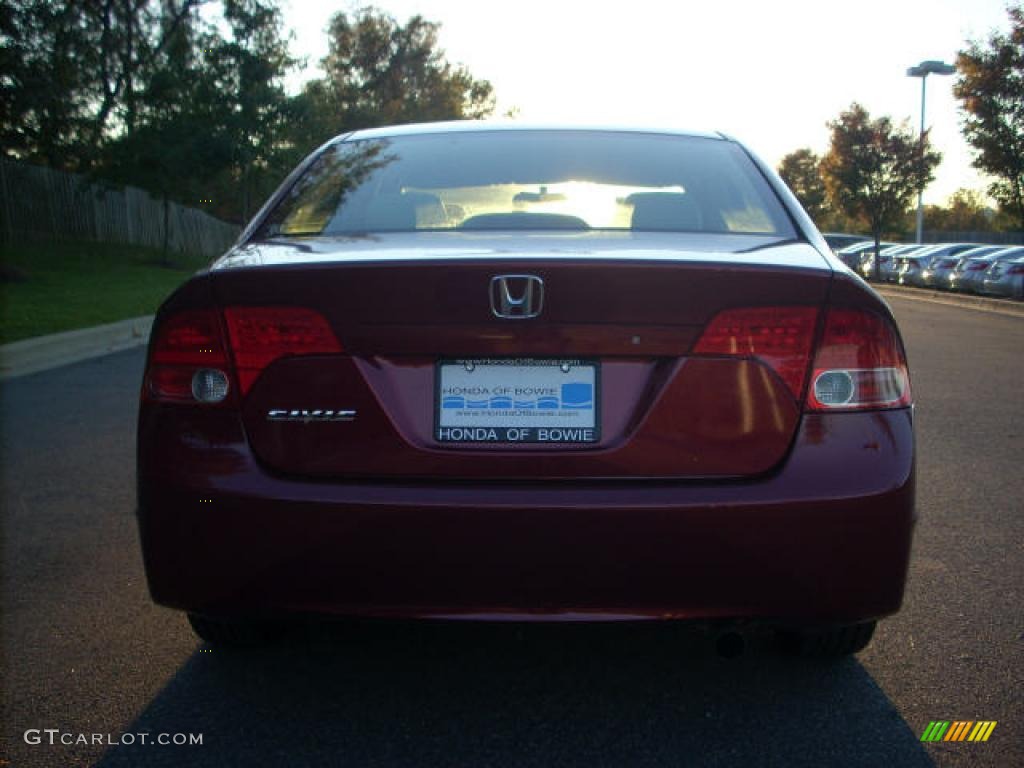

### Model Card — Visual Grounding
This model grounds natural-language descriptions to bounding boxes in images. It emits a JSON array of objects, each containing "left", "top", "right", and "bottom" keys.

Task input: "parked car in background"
[
  {"left": 137, "top": 123, "right": 915, "bottom": 657},
  {"left": 949, "top": 247, "right": 1024, "bottom": 293},
  {"left": 823, "top": 232, "right": 869, "bottom": 254},
  {"left": 979, "top": 253, "right": 1024, "bottom": 299},
  {"left": 863, "top": 244, "right": 924, "bottom": 282},
  {"left": 896, "top": 243, "right": 981, "bottom": 288},
  {"left": 845, "top": 241, "right": 892, "bottom": 277},
  {"left": 919, "top": 244, "right": 1004, "bottom": 289},
  {"left": 836, "top": 240, "right": 893, "bottom": 271},
  {"left": 892, "top": 244, "right": 940, "bottom": 287}
]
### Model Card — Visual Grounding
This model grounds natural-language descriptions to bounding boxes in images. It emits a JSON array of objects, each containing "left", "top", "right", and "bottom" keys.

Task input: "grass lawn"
[{"left": 0, "top": 241, "right": 209, "bottom": 344}]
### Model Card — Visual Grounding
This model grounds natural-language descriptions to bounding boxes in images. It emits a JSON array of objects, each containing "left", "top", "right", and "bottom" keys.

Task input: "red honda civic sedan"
[{"left": 137, "top": 124, "right": 915, "bottom": 655}]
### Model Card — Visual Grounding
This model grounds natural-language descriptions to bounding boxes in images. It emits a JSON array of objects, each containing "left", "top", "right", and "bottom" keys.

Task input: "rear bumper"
[
  {"left": 900, "top": 271, "right": 925, "bottom": 287},
  {"left": 137, "top": 409, "right": 916, "bottom": 624},
  {"left": 981, "top": 280, "right": 1021, "bottom": 299}
]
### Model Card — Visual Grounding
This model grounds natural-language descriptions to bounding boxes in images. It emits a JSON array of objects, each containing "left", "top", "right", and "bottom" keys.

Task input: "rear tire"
[
  {"left": 779, "top": 620, "right": 877, "bottom": 658},
  {"left": 187, "top": 613, "right": 281, "bottom": 647}
]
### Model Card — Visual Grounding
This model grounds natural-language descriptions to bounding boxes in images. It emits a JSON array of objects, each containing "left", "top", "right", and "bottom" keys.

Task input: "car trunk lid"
[{"left": 212, "top": 233, "right": 832, "bottom": 479}]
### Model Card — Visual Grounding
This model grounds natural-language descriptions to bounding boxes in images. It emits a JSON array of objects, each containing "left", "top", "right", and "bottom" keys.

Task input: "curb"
[
  {"left": 0, "top": 315, "right": 153, "bottom": 381},
  {"left": 875, "top": 284, "right": 1024, "bottom": 318}
]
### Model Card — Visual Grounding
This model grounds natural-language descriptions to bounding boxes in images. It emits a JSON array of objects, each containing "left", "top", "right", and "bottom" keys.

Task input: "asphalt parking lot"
[{"left": 1, "top": 295, "right": 1021, "bottom": 768}]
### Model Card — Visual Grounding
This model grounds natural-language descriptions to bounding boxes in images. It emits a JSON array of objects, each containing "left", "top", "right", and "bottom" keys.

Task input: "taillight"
[
  {"left": 805, "top": 308, "right": 911, "bottom": 411},
  {"left": 1007, "top": 264, "right": 1024, "bottom": 275},
  {"left": 967, "top": 262, "right": 989, "bottom": 271},
  {"left": 145, "top": 306, "right": 342, "bottom": 403},
  {"left": 223, "top": 307, "right": 342, "bottom": 395},
  {"left": 692, "top": 306, "right": 819, "bottom": 400},
  {"left": 940, "top": 259, "right": 958, "bottom": 268},
  {"left": 145, "top": 309, "right": 232, "bottom": 404}
]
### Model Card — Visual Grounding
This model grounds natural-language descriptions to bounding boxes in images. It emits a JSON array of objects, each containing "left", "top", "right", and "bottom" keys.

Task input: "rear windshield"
[{"left": 254, "top": 130, "right": 796, "bottom": 239}]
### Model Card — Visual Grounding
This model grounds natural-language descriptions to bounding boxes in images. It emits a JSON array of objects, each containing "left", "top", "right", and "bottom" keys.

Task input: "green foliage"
[
  {"left": 777, "top": 147, "right": 867, "bottom": 232},
  {"left": 212, "top": 0, "right": 300, "bottom": 220},
  {"left": 0, "top": 0, "right": 86, "bottom": 168},
  {"left": 954, "top": 4, "right": 1024, "bottom": 228},
  {"left": 0, "top": 0, "right": 203, "bottom": 170},
  {"left": 286, "top": 7, "right": 495, "bottom": 153},
  {"left": 96, "top": 0, "right": 296, "bottom": 227},
  {"left": 922, "top": 188, "right": 998, "bottom": 232},
  {"left": 1, "top": 2, "right": 496, "bottom": 226},
  {"left": 821, "top": 102, "right": 941, "bottom": 275},
  {"left": 777, "top": 148, "right": 829, "bottom": 224}
]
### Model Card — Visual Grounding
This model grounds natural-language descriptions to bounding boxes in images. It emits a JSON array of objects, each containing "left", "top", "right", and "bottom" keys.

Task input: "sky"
[{"left": 278, "top": 0, "right": 1016, "bottom": 205}]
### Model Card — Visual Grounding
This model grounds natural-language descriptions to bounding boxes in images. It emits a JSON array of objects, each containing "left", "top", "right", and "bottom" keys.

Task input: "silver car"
[
  {"left": 837, "top": 240, "right": 892, "bottom": 272},
  {"left": 921, "top": 245, "right": 1003, "bottom": 289},
  {"left": 894, "top": 244, "right": 941, "bottom": 287},
  {"left": 949, "top": 246, "right": 1024, "bottom": 293},
  {"left": 865, "top": 244, "right": 928, "bottom": 282},
  {"left": 898, "top": 243, "right": 982, "bottom": 288},
  {"left": 857, "top": 243, "right": 902, "bottom": 281},
  {"left": 980, "top": 254, "right": 1024, "bottom": 299}
]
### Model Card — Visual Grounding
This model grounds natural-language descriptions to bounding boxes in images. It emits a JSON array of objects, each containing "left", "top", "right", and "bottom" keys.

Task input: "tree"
[
  {"left": 954, "top": 4, "right": 1024, "bottom": 229},
  {"left": 0, "top": 1, "right": 87, "bottom": 167},
  {"left": 205, "top": 0, "right": 298, "bottom": 221},
  {"left": 778, "top": 148, "right": 829, "bottom": 225},
  {"left": 287, "top": 7, "right": 495, "bottom": 153},
  {"left": 923, "top": 188, "right": 995, "bottom": 233},
  {"left": 98, "top": 3, "right": 224, "bottom": 259},
  {"left": 0, "top": 0, "right": 204, "bottom": 170},
  {"left": 2, "top": 0, "right": 297, "bottom": 224},
  {"left": 96, "top": 0, "right": 299, "bottom": 225},
  {"left": 2, "top": 3, "right": 497, "bottom": 226},
  {"left": 821, "top": 103, "right": 941, "bottom": 280}
]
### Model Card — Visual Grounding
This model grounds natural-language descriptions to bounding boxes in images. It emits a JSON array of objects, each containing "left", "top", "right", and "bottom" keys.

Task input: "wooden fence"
[{"left": 0, "top": 159, "right": 240, "bottom": 257}]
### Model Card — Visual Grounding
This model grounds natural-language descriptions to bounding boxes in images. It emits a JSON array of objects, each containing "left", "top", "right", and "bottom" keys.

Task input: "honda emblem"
[{"left": 490, "top": 275, "right": 544, "bottom": 319}]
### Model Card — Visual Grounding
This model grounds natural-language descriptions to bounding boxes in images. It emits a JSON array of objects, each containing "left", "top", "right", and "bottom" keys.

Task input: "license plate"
[{"left": 436, "top": 359, "right": 600, "bottom": 444}]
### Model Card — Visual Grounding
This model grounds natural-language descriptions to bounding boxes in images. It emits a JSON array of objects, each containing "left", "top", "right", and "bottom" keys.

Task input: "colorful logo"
[
  {"left": 920, "top": 721, "right": 997, "bottom": 742},
  {"left": 441, "top": 382, "right": 592, "bottom": 412}
]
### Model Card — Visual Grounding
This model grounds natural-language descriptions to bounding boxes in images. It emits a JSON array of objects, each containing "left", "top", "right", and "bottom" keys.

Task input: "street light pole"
[
  {"left": 906, "top": 60, "right": 956, "bottom": 244},
  {"left": 915, "top": 73, "right": 927, "bottom": 244}
]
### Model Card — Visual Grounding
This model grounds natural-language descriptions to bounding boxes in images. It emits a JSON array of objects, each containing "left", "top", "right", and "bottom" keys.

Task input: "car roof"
[
  {"left": 344, "top": 121, "right": 726, "bottom": 142},
  {"left": 989, "top": 245, "right": 1024, "bottom": 257},
  {"left": 956, "top": 245, "right": 1004, "bottom": 258},
  {"left": 837, "top": 240, "right": 883, "bottom": 253},
  {"left": 970, "top": 246, "right": 1024, "bottom": 261},
  {"left": 919, "top": 243, "right": 976, "bottom": 255}
]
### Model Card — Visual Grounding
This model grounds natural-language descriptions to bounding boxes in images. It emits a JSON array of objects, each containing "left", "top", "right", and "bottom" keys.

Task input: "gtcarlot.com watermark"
[{"left": 25, "top": 729, "right": 203, "bottom": 747}]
